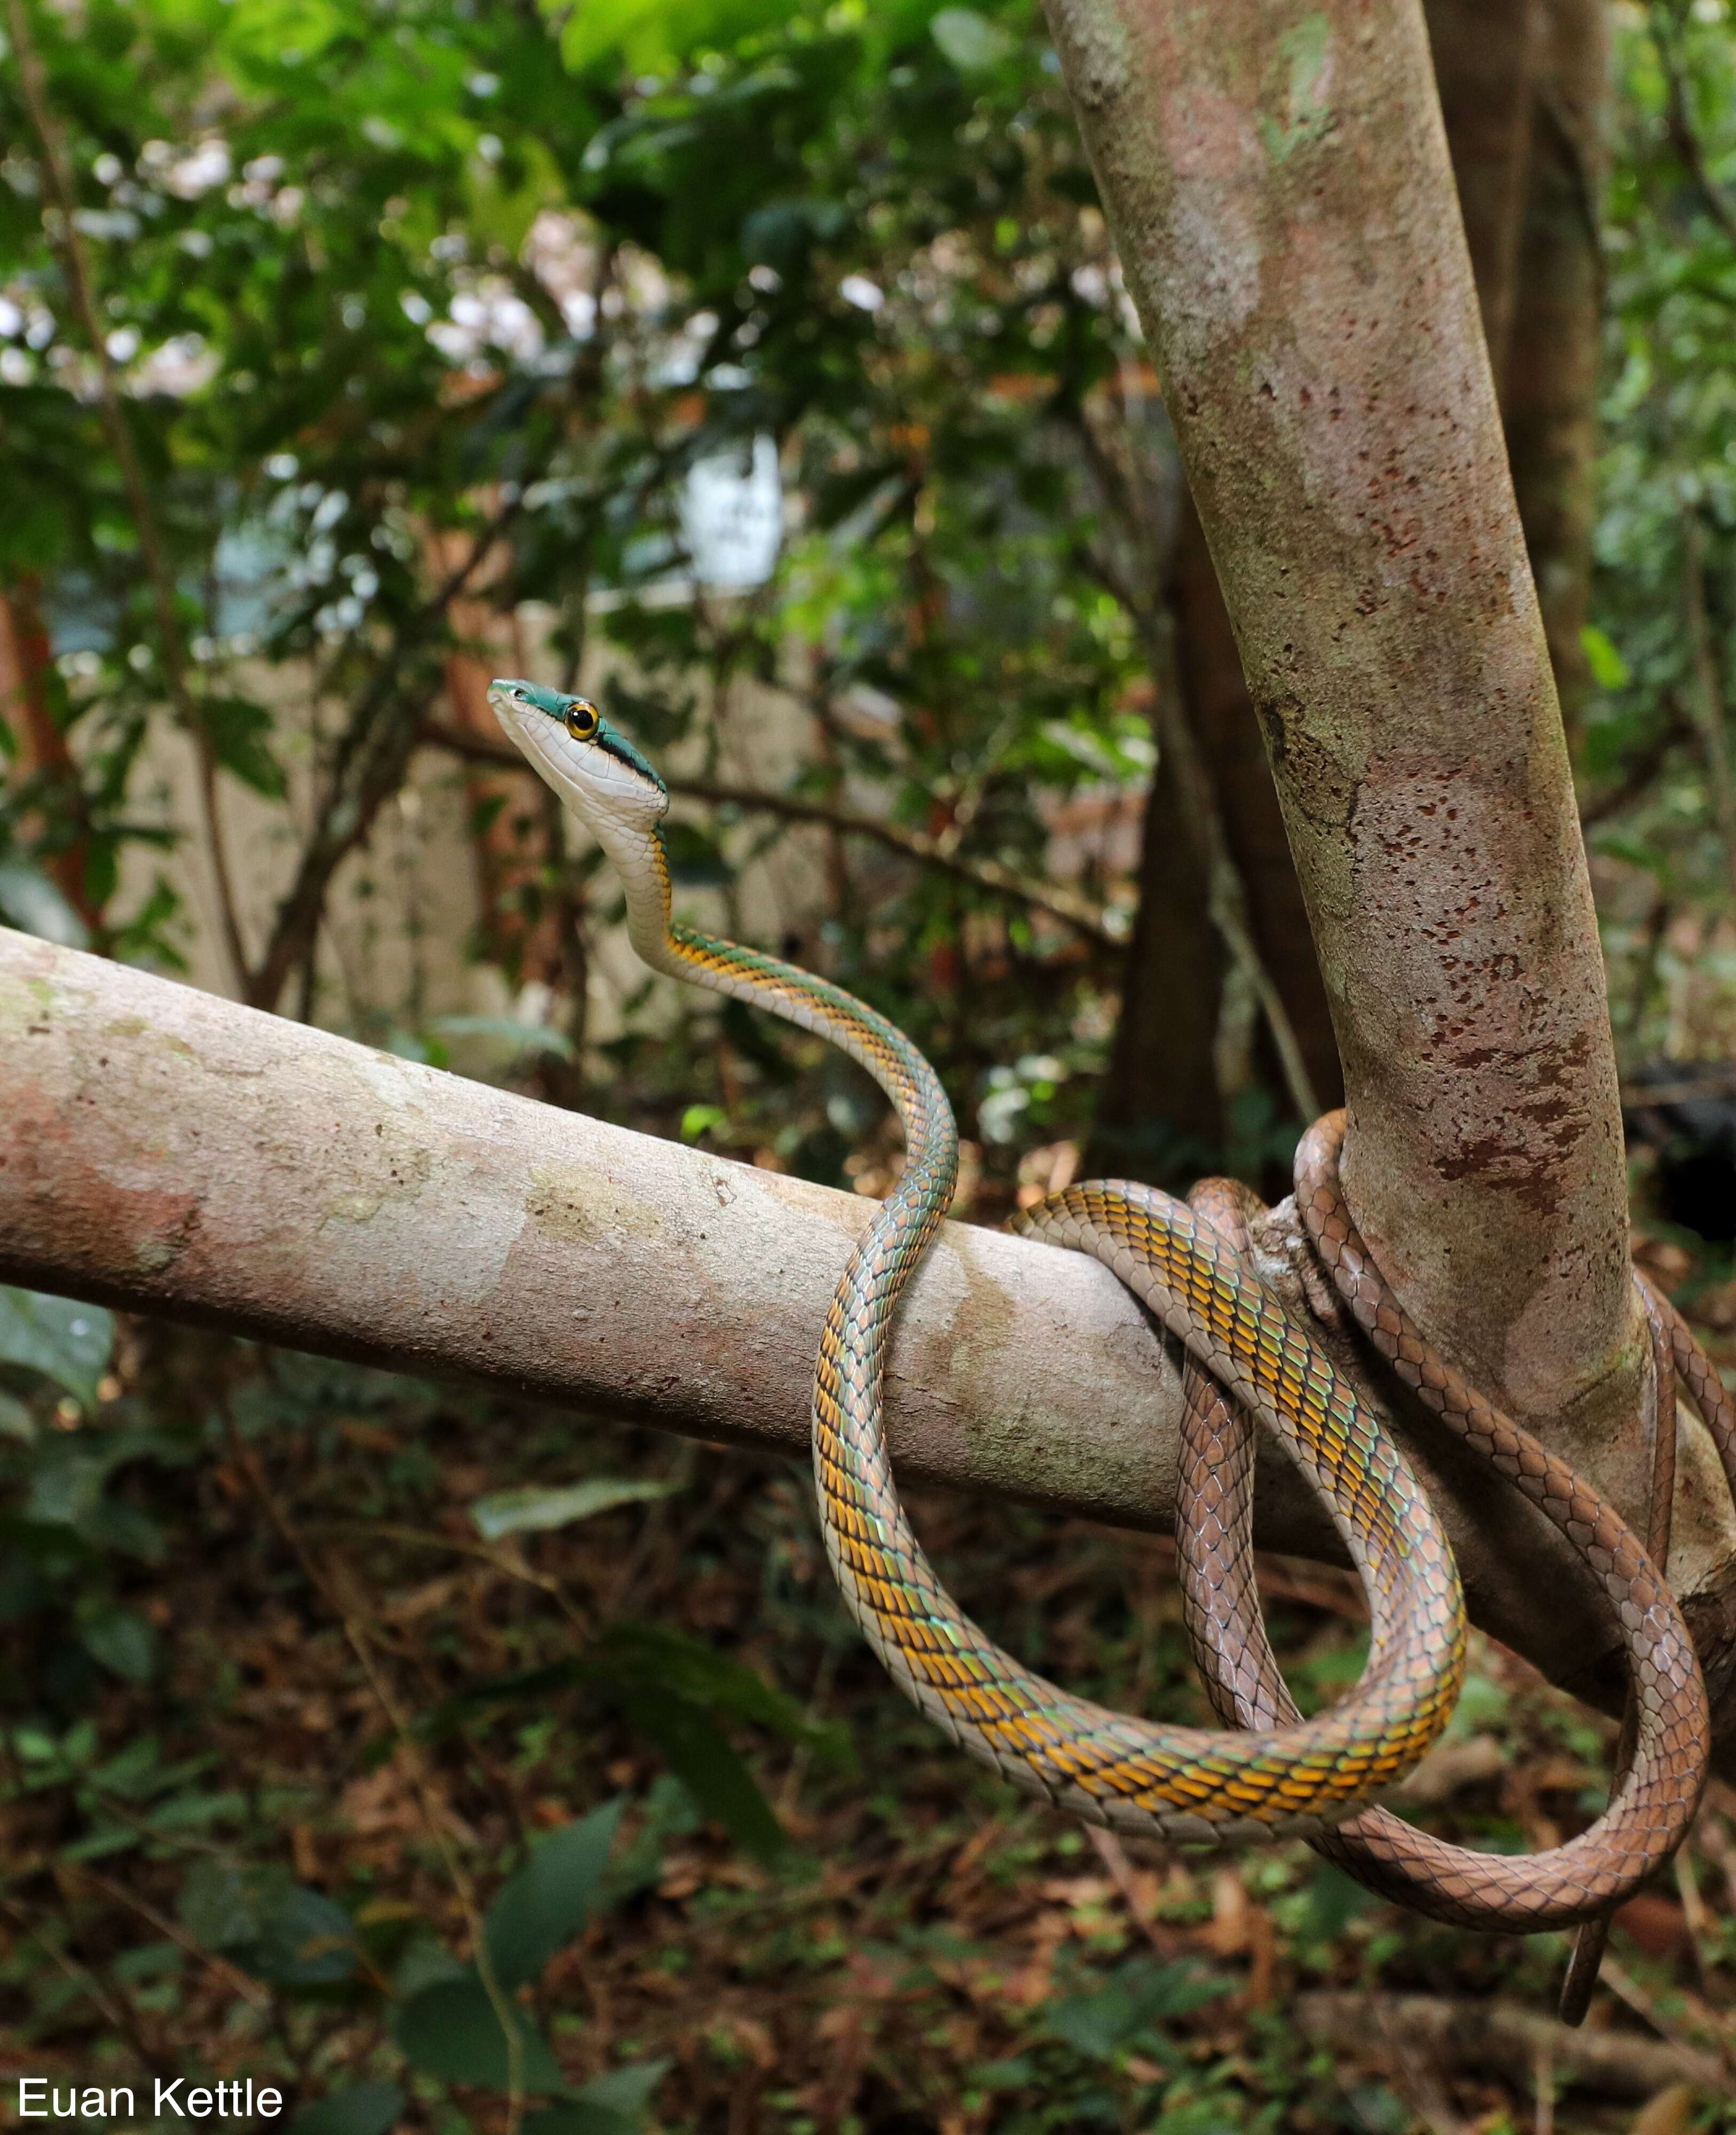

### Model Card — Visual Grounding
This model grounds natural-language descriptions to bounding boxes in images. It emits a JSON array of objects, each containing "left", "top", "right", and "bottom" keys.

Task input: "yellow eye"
[{"left": 564, "top": 700, "right": 599, "bottom": 740}]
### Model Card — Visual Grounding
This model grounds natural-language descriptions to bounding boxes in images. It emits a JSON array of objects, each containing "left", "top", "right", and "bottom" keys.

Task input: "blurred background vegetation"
[{"left": 5, "top": 0, "right": 1736, "bottom": 2128}]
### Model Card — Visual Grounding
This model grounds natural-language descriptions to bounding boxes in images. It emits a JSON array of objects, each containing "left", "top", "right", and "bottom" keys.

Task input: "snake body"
[
  {"left": 489, "top": 677, "right": 1716, "bottom": 1944},
  {"left": 1164, "top": 1129, "right": 1712, "bottom": 1930}
]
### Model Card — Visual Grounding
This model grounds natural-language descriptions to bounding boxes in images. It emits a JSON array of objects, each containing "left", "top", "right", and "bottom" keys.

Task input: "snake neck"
[{"left": 621, "top": 823, "right": 957, "bottom": 1200}]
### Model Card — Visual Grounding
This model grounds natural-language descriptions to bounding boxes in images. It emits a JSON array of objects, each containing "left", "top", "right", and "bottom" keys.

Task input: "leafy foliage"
[{"left": 1586, "top": 5, "right": 1736, "bottom": 1052}]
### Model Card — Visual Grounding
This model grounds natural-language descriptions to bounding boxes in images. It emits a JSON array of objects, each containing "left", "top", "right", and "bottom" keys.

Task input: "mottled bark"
[
  {"left": 1094, "top": 0, "right": 1600, "bottom": 1166},
  {"left": 1044, "top": 0, "right": 1706, "bottom": 1700},
  {"left": 8, "top": 924, "right": 1736, "bottom": 1736},
  {"left": 1503, "top": 0, "right": 1608, "bottom": 728},
  {"left": 0, "top": 927, "right": 1185, "bottom": 1543}
]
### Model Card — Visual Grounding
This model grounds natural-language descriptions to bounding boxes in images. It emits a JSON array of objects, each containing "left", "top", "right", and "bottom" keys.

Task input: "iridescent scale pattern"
[{"left": 663, "top": 923, "right": 1470, "bottom": 1840}]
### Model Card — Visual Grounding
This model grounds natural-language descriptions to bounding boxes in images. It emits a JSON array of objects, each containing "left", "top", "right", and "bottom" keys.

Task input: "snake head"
[{"left": 487, "top": 678, "right": 670, "bottom": 831}]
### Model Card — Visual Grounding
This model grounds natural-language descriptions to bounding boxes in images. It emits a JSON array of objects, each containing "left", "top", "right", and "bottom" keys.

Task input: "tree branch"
[
  {"left": 418, "top": 717, "right": 1128, "bottom": 948},
  {"left": 1295, "top": 1991, "right": 1730, "bottom": 2103},
  {"left": 245, "top": 507, "right": 523, "bottom": 1013},
  {"left": 9, "top": 926, "right": 1736, "bottom": 1751}
]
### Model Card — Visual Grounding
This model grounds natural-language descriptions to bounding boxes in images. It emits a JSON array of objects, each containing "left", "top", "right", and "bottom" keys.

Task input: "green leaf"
[
  {"left": 471, "top": 1478, "right": 675, "bottom": 1542},
  {"left": 179, "top": 1859, "right": 259, "bottom": 1950},
  {"left": 573, "top": 2061, "right": 672, "bottom": 2121},
  {"left": 0, "top": 863, "right": 89, "bottom": 951},
  {"left": 424, "top": 1627, "right": 846, "bottom": 1777},
  {"left": 392, "top": 1967, "right": 566, "bottom": 2092},
  {"left": 0, "top": 1289, "right": 113, "bottom": 1408},
  {"left": 83, "top": 1607, "right": 158, "bottom": 1685},
  {"left": 239, "top": 1887, "right": 359, "bottom": 1987},
  {"left": 1301, "top": 1862, "right": 1371, "bottom": 1945},
  {"left": 289, "top": 2083, "right": 406, "bottom": 2135},
  {"left": 930, "top": 7, "right": 1016, "bottom": 69},
  {"left": 1046, "top": 1959, "right": 1229, "bottom": 2060},
  {"left": 521, "top": 2109, "right": 629, "bottom": 2135},
  {"left": 661, "top": 819, "right": 733, "bottom": 887},
  {"left": 202, "top": 696, "right": 287, "bottom": 798},
  {"left": 483, "top": 1797, "right": 625, "bottom": 1990},
  {"left": 557, "top": 0, "right": 787, "bottom": 87},
  {"left": 679, "top": 1103, "right": 728, "bottom": 1144},
  {"left": 620, "top": 1686, "right": 788, "bottom": 1863},
  {"left": 522, "top": 2062, "right": 673, "bottom": 2134},
  {"left": 1580, "top": 624, "right": 1632, "bottom": 691},
  {"left": 588, "top": 1622, "right": 846, "bottom": 1757},
  {"left": 0, "top": 1392, "right": 36, "bottom": 1442}
]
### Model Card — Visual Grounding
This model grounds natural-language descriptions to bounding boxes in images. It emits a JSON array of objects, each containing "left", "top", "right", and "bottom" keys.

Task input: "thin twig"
[
  {"left": 419, "top": 716, "right": 1128, "bottom": 948},
  {"left": 1532, "top": 2038, "right": 1554, "bottom": 2135},
  {"left": 0, "top": 1891, "right": 172, "bottom": 2076},
  {"left": 6, "top": 0, "right": 250, "bottom": 994},
  {"left": 0, "top": 1894, "right": 132, "bottom": 2046},
  {"left": 246, "top": 503, "right": 525, "bottom": 1011},
  {"left": 1298, "top": 1988, "right": 1731, "bottom": 2102},
  {"left": 1676, "top": 1846, "right": 1719, "bottom": 1999},
  {"left": 70, "top": 1864, "right": 272, "bottom": 2012},
  {"left": 1599, "top": 1951, "right": 1735, "bottom": 2078},
  {"left": 304, "top": 1517, "right": 591, "bottom": 1633}
]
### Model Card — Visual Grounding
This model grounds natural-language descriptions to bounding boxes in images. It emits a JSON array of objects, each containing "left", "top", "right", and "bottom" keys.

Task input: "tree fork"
[{"left": 1041, "top": 0, "right": 1736, "bottom": 1711}]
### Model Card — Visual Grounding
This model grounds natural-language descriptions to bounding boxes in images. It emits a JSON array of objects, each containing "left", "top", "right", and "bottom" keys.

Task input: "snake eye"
[
  {"left": 512, "top": 686, "right": 529, "bottom": 702},
  {"left": 564, "top": 700, "right": 599, "bottom": 741}
]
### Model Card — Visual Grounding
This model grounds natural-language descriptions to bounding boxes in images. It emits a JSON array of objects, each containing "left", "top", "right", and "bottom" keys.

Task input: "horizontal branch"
[
  {"left": 0, "top": 927, "right": 1177, "bottom": 1533},
  {"left": 4, "top": 928, "right": 1736, "bottom": 1750},
  {"left": 419, "top": 718, "right": 1127, "bottom": 947}
]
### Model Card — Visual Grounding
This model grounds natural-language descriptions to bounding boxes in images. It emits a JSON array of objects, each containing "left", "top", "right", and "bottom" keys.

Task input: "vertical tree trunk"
[
  {"left": 1090, "top": 705, "right": 1222, "bottom": 1177},
  {"left": 1046, "top": 0, "right": 1648, "bottom": 1512},
  {"left": 1090, "top": 0, "right": 1607, "bottom": 1175},
  {"left": 0, "top": 576, "right": 97, "bottom": 922},
  {"left": 1168, "top": 494, "right": 1345, "bottom": 1122},
  {"left": 1089, "top": 496, "right": 1344, "bottom": 1181},
  {"left": 1426, "top": 0, "right": 1541, "bottom": 382},
  {"left": 1502, "top": 0, "right": 1608, "bottom": 733}
]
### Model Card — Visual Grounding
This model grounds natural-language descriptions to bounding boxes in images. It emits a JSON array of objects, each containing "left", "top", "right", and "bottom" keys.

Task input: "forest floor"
[{"left": 4, "top": 1219, "right": 1736, "bottom": 2135}]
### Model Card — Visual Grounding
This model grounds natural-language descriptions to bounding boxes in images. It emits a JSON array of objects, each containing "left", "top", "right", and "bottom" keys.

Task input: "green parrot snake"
[{"left": 488, "top": 676, "right": 1723, "bottom": 1968}]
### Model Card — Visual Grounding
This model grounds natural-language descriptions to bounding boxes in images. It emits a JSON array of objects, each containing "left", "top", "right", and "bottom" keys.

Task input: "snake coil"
[{"left": 488, "top": 676, "right": 1732, "bottom": 2014}]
